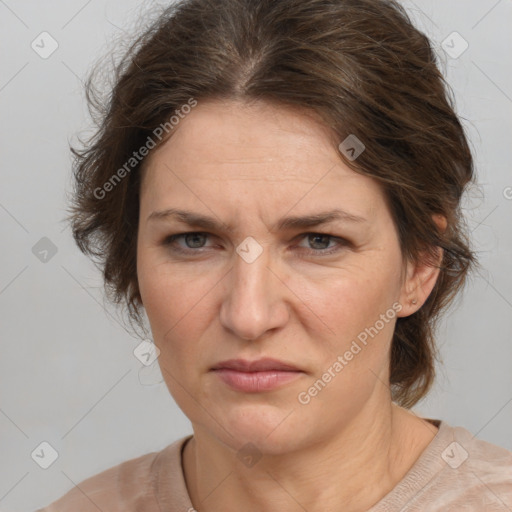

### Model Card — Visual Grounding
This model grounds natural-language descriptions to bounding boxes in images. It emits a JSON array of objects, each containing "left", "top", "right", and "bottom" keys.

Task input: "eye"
[
  {"left": 295, "top": 233, "right": 349, "bottom": 256},
  {"left": 163, "top": 232, "right": 212, "bottom": 253},
  {"left": 162, "top": 231, "right": 349, "bottom": 256}
]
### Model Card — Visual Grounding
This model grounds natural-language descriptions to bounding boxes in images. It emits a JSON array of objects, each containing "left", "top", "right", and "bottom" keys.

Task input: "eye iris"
[
  {"left": 185, "top": 233, "right": 207, "bottom": 248},
  {"left": 309, "top": 234, "right": 330, "bottom": 250}
]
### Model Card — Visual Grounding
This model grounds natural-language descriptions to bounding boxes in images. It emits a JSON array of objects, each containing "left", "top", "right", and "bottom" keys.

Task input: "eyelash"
[{"left": 162, "top": 232, "right": 349, "bottom": 257}]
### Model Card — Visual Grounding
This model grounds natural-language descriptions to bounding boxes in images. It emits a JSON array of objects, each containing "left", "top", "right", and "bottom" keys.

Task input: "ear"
[{"left": 397, "top": 214, "right": 447, "bottom": 317}]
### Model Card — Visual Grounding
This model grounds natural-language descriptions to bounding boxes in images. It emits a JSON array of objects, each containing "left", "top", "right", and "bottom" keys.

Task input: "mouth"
[
  {"left": 210, "top": 358, "right": 304, "bottom": 392},
  {"left": 211, "top": 357, "right": 301, "bottom": 372}
]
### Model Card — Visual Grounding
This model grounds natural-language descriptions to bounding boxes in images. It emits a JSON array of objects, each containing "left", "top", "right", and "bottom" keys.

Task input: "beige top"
[{"left": 37, "top": 419, "right": 512, "bottom": 511}]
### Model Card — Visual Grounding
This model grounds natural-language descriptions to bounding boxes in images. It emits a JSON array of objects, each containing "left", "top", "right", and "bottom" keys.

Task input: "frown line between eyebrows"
[{"left": 146, "top": 208, "right": 368, "bottom": 233}]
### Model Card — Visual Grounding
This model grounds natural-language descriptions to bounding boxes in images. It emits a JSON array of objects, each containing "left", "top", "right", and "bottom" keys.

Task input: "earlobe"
[
  {"left": 397, "top": 247, "right": 443, "bottom": 317},
  {"left": 397, "top": 214, "right": 446, "bottom": 317}
]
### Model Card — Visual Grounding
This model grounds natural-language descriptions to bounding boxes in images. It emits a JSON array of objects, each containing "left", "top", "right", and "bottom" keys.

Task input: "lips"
[
  {"left": 210, "top": 358, "right": 304, "bottom": 392},
  {"left": 210, "top": 358, "right": 301, "bottom": 372}
]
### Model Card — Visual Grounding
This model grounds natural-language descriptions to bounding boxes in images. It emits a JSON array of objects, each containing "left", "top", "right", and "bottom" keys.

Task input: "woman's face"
[{"left": 137, "top": 99, "right": 416, "bottom": 453}]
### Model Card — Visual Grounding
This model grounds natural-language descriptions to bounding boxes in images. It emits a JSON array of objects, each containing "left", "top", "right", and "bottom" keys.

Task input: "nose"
[{"left": 219, "top": 243, "right": 289, "bottom": 341}]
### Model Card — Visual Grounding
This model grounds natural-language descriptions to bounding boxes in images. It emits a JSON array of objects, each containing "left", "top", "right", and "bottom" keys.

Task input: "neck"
[{"left": 182, "top": 402, "right": 437, "bottom": 512}]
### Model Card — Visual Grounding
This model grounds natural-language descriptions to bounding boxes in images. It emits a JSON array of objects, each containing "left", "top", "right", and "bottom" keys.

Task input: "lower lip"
[{"left": 212, "top": 369, "right": 303, "bottom": 392}]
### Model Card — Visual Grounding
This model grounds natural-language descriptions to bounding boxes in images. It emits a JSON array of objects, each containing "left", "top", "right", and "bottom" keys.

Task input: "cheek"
[
  {"left": 297, "top": 259, "right": 401, "bottom": 338},
  {"left": 137, "top": 262, "right": 208, "bottom": 409},
  {"left": 294, "top": 271, "right": 401, "bottom": 421},
  {"left": 137, "top": 252, "right": 216, "bottom": 360},
  {"left": 292, "top": 253, "right": 403, "bottom": 398}
]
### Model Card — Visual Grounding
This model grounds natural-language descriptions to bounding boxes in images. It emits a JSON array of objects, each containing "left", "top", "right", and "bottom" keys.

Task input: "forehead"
[
  {"left": 143, "top": 99, "right": 345, "bottom": 180},
  {"left": 171, "top": 98, "right": 337, "bottom": 152},
  {"left": 140, "top": 99, "right": 385, "bottom": 220}
]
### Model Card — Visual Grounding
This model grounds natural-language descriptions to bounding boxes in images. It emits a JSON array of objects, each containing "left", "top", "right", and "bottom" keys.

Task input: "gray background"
[{"left": 0, "top": 0, "right": 511, "bottom": 510}]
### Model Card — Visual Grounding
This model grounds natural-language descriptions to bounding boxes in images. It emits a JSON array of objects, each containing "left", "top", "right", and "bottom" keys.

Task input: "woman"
[{"left": 38, "top": 0, "right": 512, "bottom": 510}]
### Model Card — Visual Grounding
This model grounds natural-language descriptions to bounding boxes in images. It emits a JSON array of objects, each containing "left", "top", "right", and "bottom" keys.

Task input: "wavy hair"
[{"left": 65, "top": 0, "right": 477, "bottom": 408}]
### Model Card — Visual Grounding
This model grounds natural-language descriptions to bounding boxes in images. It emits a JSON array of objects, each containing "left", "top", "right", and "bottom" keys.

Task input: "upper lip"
[{"left": 211, "top": 358, "right": 301, "bottom": 372}]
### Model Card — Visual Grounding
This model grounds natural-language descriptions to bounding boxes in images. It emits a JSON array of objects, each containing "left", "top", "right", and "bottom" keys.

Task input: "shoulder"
[
  {"left": 431, "top": 422, "right": 512, "bottom": 510},
  {"left": 34, "top": 442, "right": 176, "bottom": 512}
]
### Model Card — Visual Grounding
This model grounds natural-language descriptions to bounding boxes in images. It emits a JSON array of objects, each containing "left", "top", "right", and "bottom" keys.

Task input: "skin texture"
[{"left": 136, "top": 99, "right": 442, "bottom": 512}]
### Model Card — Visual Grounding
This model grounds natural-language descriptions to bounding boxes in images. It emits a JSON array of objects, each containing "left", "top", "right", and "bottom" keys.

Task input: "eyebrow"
[{"left": 146, "top": 208, "right": 367, "bottom": 232}]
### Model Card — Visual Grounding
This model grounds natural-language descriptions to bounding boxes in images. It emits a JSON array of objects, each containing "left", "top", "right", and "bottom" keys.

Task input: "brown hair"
[{"left": 66, "top": 0, "right": 477, "bottom": 408}]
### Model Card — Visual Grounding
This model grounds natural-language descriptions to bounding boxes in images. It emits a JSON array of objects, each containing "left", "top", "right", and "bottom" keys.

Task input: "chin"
[{"left": 210, "top": 402, "right": 312, "bottom": 455}]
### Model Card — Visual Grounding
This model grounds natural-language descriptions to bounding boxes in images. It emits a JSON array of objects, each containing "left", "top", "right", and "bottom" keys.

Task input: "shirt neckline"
[
  {"left": 367, "top": 418, "right": 454, "bottom": 510},
  {"left": 154, "top": 418, "right": 450, "bottom": 511}
]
